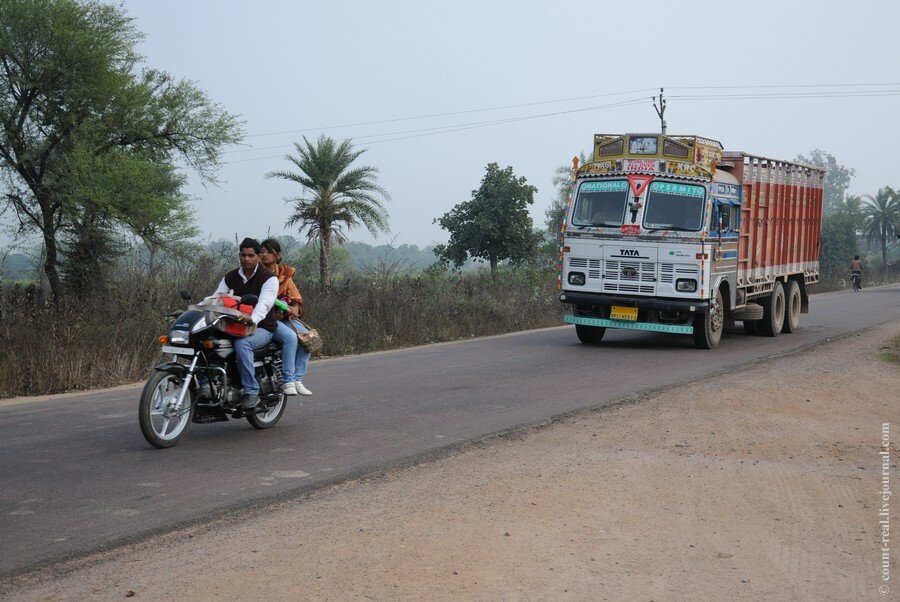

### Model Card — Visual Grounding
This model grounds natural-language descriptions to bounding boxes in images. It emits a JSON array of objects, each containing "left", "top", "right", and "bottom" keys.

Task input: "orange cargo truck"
[{"left": 558, "top": 133, "right": 826, "bottom": 349}]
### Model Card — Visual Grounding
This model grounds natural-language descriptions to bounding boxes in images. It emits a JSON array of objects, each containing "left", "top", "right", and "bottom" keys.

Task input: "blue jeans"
[
  {"left": 272, "top": 319, "right": 311, "bottom": 383},
  {"left": 233, "top": 327, "right": 274, "bottom": 395}
]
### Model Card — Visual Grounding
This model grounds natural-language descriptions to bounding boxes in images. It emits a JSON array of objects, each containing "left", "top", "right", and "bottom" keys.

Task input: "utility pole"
[{"left": 653, "top": 87, "right": 667, "bottom": 134}]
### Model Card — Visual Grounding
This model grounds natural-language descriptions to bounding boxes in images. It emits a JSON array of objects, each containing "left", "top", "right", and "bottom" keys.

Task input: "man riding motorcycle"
[{"left": 211, "top": 237, "right": 279, "bottom": 408}]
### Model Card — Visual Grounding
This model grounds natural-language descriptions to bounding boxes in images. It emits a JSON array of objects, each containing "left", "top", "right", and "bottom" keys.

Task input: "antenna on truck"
[{"left": 653, "top": 88, "right": 667, "bottom": 134}]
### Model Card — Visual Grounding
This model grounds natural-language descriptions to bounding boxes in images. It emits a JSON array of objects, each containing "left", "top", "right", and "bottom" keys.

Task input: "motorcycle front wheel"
[
  {"left": 139, "top": 369, "right": 195, "bottom": 448},
  {"left": 247, "top": 393, "right": 286, "bottom": 429}
]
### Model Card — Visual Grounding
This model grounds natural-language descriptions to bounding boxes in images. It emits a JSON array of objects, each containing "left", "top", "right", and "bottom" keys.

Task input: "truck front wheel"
[
  {"left": 576, "top": 324, "right": 606, "bottom": 344},
  {"left": 693, "top": 288, "right": 724, "bottom": 349}
]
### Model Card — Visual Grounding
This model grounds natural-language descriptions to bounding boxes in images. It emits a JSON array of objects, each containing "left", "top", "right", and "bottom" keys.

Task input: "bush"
[{"left": 0, "top": 260, "right": 562, "bottom": 397}]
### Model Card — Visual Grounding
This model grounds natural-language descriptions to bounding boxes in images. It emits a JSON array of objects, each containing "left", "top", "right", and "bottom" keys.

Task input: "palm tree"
[
  {"left": 267, "top": 135, "right": 390, "bottom": 287},
  {"left": 861, "top": 186, "right": 900, "bottom": 269},
  {"left": 834, "top": 194, "right": 865, "bottom": 232}
]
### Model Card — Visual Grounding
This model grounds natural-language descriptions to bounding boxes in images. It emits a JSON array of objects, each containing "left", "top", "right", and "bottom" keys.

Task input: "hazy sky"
[{"left": 96, "top": 1, "right": 900, "bottom": 247}]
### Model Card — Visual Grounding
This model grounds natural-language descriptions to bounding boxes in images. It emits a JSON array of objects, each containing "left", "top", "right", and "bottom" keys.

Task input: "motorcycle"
[{"left": 139, "top": 290, "right": 287, "bottom": 448}]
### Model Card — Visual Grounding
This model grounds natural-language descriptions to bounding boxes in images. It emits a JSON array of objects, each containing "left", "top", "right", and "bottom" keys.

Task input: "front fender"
[{"left": 153, "top": 361, "right": 188, "bottom": 377}]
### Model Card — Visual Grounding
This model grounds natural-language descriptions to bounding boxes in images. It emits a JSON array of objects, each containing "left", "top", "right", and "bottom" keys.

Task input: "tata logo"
[{"left": 619, "top": 249, "right": 640, "bottom": 256}]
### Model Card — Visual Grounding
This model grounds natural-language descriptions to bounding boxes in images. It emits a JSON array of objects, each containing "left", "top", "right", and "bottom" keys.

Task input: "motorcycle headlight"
[{"left": 169, "top": 330, "right": 190, "bottom": 344}]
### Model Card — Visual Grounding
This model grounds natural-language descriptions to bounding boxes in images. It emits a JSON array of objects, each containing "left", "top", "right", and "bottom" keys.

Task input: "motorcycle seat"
[{"left": 252, "top": 342, "right": 281, "bottom": 359}]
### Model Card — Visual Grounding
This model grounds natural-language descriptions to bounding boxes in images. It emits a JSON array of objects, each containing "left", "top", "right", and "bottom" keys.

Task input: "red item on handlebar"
[{"left": 220, "top": 296, "right": 254, "bottom": 336}]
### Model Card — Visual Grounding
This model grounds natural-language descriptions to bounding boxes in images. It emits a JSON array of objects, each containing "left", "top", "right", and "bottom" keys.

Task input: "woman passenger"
[{"left": 259, "top": 238, "right": 312, "bottom": 396}]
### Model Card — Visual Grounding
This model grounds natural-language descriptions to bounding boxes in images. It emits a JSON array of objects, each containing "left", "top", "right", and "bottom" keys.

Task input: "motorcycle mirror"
[
  {"left": 179, "top": 289, "right": 192, "bottom": 301},
  {"left": 240, "top": 294, "right": 258, "bottom": 306}
]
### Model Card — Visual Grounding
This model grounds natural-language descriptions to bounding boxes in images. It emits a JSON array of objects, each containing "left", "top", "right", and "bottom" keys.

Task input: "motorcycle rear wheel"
[
  {"left": 246, "top": 393, "right": 286, "bottom": 429},
  {"left": 139, "top": 370, "right": 195, "bottom": 448}
]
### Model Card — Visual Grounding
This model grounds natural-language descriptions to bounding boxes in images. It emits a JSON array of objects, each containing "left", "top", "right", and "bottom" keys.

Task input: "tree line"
[{"left": 2, "top": 0, "right": 897, "bottom": 303}]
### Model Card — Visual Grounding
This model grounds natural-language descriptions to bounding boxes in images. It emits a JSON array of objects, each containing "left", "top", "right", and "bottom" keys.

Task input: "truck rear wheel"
[
  {"left": 760, "top": 281, "right": 785, "bottom": 337},
  {"left": 576, "top": 324, "right": 606, "bottom": 344},
  {"left": 782, "top": 280, "right": 801, "bottom": 333},
  {"left": 693, "top": 288, "right": 724, "bottom": 349}
]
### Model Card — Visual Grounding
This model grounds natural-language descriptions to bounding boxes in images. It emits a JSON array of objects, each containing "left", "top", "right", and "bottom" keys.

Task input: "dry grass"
[
  {"left": 0, "top": 264, "right": 561, "bottom": 398},
  {"left": 3, "top": 256, "right": 892, "bottom": 398},
  {"left": 877, "top": 335, "right": 900, "bottom": 366}
]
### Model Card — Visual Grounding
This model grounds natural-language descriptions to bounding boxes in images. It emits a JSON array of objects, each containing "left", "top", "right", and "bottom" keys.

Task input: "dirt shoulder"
[{"left": 6, "top": 322, "right": 900, "bottom": 600}]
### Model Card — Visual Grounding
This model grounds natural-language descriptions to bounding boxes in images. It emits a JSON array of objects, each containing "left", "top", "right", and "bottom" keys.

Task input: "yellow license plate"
[{"left": 610, "top": 306, "right": 638, "bottom": 321}]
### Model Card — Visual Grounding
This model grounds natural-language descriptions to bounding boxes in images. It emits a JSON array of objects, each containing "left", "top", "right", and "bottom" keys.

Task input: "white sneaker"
[
  {"left": 282, "top": 382, "right": 298, "bottom": 395},
  {"left": 295, "top": 381, "right": 312, "bottom": 396}
]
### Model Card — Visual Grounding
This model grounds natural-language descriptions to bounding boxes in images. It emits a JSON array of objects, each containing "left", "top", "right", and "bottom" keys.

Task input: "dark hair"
[
  {"left": 260, "top": 237, "right": 282, "bottom": 257},
  {"left": 854, "top": 255, "right": 860, "bottom": 260},
  {"left": 239, "top": 237, "right": 261, "bottom": 254}
]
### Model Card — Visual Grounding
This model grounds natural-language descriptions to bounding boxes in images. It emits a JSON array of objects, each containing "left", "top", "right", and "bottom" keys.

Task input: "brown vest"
[{"left": 224, "top": 265, "right": 278, "bottom": 332}]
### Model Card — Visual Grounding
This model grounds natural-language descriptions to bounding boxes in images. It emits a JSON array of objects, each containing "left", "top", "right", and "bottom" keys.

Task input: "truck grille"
[
  {"left": 603, "top": 260, "right": 655, "bottom": 294},
  {"left": 660, "top": 263, "right": 700, "bottom": 284},
  {"left": 570, "top": 257, "right": 701, "bottom": 295},
  {"left": 569, "top": 257, "right": 602, "bottom": 280}
]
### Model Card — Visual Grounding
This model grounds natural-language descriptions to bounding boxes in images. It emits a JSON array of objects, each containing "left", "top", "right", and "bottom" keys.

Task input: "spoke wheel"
[
  {"left": 247, "top": 394, "right": 287, "bottom": 429},
  {"left": 139, "top": 370, "right": 194, "bottom": 449}
]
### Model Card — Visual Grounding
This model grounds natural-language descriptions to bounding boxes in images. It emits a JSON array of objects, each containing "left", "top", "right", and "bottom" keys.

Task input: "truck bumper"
[
  {"left": 564, "top": 314, "right": 694, "bottom": 335},
  {"left": 559, "top": 291, "right": 708, "bottom": 314}
]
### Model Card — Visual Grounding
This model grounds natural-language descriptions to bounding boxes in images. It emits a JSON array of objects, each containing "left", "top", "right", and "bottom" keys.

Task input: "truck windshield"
[
  {"left": 642, "top": 181, "right": 706, "bottom": 231},
  {"left": 571, "top": 180, "right": 629, "bottom": 227}
]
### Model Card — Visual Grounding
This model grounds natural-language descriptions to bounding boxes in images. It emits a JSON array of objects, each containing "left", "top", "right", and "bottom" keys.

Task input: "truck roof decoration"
[{"left": 579, "top": 134, "right": 724, "bottom": 179}]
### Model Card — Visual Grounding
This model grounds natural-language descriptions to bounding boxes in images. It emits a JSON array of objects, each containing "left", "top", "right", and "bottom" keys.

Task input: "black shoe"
[{"left": 240, "top": 393, "right": 260, "bottom": 409}]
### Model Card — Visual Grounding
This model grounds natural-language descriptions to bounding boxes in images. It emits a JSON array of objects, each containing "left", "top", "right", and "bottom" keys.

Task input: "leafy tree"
[
  {"left": 794, "top": 150, "right": 856, "bottom": 214},
  {"left": 434, "top": 162, "right": 540, "bottom": 274},
  {"left": 267, "top": 135, "right": 390, "bottom": 288},
  {"left": 862, "top": 186, "right": 900, "bottom": 269},
  {"left": 819, "top": 212, "right": 859, "bottom": 281},
  {"left": 0, "top": 0, "right": 242, "bottom": 300},
  {"left": 56, "top": 142, "right": 197, "bottom": 286}
]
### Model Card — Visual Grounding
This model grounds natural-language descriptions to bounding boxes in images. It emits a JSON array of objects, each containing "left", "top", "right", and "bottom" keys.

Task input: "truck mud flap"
[{"left": 564, "top": 314, "right": 694, "bottom": 334}]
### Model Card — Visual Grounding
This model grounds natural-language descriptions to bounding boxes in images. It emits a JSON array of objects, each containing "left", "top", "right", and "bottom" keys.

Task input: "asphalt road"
[{"left": 1, "top": 284, "right": 898, "bottom": 579}]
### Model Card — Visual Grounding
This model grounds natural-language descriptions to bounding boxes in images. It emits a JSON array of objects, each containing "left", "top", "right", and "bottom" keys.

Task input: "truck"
[{"left": 558, "top": 133, "right": 825, "bottom": 349}]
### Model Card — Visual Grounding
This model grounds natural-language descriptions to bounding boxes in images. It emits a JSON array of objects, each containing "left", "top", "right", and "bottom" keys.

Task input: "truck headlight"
[
  {"left": 568, "top": 272, "right": 586, "bottom": 286},
  {"left": 169, "top": 330, "right": 190, "bottom": 344},
  {"left": 675, "top": 279, "right": 697, "bottom": 292}
]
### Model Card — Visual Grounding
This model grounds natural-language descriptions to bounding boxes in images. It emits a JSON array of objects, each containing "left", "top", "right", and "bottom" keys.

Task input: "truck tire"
[
  {"left": 693, "top": 288, "right": 724, "bottom": 349},
  {"left": 760, "top": 281, "right": 785, "bottom": 337},
  {"left": 576, "top": 324, "right": 605, "bottom": 344},
  {"left": 782, "top": 280, "right": 801, "bottom": 333}
]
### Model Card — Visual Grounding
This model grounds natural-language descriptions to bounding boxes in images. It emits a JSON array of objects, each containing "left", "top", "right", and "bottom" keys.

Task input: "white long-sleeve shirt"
[{"left": 213, "top": 264, "right": 278, "bottom": 325}]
